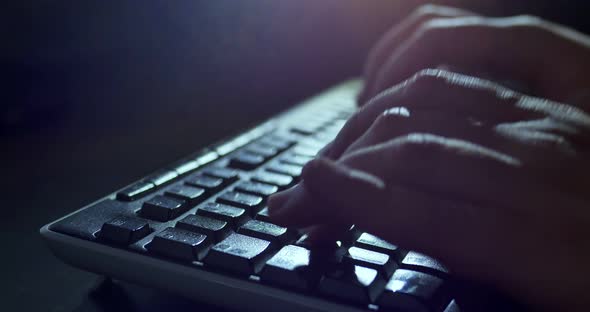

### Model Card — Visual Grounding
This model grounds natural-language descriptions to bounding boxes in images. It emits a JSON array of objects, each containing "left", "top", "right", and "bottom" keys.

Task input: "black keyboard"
[{"left": 41, "top": 81, "right": 461, "bottom": 312}]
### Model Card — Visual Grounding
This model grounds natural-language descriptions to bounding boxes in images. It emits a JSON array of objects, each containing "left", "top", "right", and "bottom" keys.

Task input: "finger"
[
  {"left": 268, "top": 183, "right": 324, "bottom": 228},
  {"left": 359, "top": 4, "right": 477, "bottom": 104},
  {"left": 336, "top": 133, "right": 572, "bottom": 214},
  {"left": 368, "top": 15, "right": 590, "bottom": 103},
  {"left": 275, "top": 157, "right": 507, "bottom": 262},
  {"left": 343, "top": 107, "right": 579, "bottom": 167},
  {"left": 325, "top": 69, "right": 543, "bottom": 159},
  {"left": 269, "top": 158, "right": 387, "bottom": 228},
  {"left": 342, "top": 107, "right": 505, "bottom": 156}
]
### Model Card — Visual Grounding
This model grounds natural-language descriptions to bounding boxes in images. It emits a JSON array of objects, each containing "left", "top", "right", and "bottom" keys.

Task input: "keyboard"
[{"left": 41, "top": 80, "right": 461, "bottom": 312}]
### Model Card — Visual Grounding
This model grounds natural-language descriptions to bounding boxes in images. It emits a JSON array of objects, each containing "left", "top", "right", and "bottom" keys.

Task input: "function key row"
[
  {"left": 228, "top": 134, "right": 297, "bottom": 171},
  {"left": 117, "top": 131, "right": 303, "bottom": 203},
  {"left": 116, "top": 152, "right": 216, "bottom": 202},
  {"left": 116, "top": 123, "right": 276, "bottom": 203}
]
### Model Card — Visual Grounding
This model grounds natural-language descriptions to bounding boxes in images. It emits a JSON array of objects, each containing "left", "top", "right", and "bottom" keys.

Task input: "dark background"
[{"left": 3, "top": 1, "right": 589, "bottom": 311}]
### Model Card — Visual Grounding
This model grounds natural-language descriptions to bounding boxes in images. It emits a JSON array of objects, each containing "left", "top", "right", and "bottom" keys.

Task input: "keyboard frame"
[{"left": 41, "top": 80, "right": 369, "bottom": 312}]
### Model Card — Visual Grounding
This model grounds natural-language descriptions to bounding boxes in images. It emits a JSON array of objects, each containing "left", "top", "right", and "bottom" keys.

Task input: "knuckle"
[
  {"left": 412, "top": 4, "right": 466, "bottom": 20},
  {"left": 408, "top": 68, "right": 450, "bottom": 90},
  {"left": 390, "top": 133, "right": 441, "bottom": 159},
  {"left": 512, "top": 14, "right": 546, "bottom": 27},
  {"left": 412, "top": 4, "right": 448, "bottom": 19},
  {"left": 502, "top": 15, "right": 550, "bottom": 35}
]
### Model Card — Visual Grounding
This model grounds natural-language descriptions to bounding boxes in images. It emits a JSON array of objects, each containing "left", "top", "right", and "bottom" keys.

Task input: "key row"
[
  {"left": 99, "top": 213, "right": 446, "bottom": 278},
  {"left": 116, "top": 109, "right": 346, "bottom": 203},
  {"left": 98, "top": 213, "right": 450, "bottom": 309},
  {"left": 115, "top": 128, "right": 294, "bottom": 201},
  {"left": 136, "top": 163, "right": 294, "bottom": 222}
]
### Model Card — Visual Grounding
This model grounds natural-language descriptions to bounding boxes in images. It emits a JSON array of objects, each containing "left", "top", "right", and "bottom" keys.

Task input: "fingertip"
[
  {"left": 268, "top": 184, "right": 319, "bottom": 228},
  {"left": 267, "top": 190, "right": 290, "bottom": 216}
]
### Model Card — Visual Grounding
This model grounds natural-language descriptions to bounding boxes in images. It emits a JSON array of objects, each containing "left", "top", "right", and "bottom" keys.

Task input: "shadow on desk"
[
  {"left": 74, "top": 278, "right": 231, "bottom": 312},
  {"left": 72, "top": 276, "right": 527, "bottom": 312}
]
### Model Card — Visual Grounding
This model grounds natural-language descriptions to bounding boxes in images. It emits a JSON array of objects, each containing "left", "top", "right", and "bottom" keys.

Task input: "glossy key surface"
[
  {"left": 205, "top": 233, "right": 272, "bottom": 275},
  {"left": 343, "top": 246, "right": 397, "bottom": 277},
  {"left": 141, "top": 195, "right": 186, "bottom": 221},
  {"left": 229, "top": 152, "right": 265, "bottom": 170},
  {"left": 99, "top": 216, "right": 151, "bottom": 245},
  {"left": 245, "top": 143, "right": 278, "bottom": 158},
  {"left": 280, "top": 154, "right": 313, "bottom": 166},
  {"left": 185, "top": 175, "right": 224, "bottom": 193},
  {"left": 164, "top": 185, "right": 205, "bottom": 203},
  {"left": 377, "top": 269, "right": 448, "bottom": 312},
  {"left": 255, "top": 207, "right": 271, "bottom": 222},
  {"left": 234, "top": 181, "right": 278, "bottom": 197},
  {"left": 355, "top": 233, "right": 402, "bottom": 258},
  {"left": 238, "top": 219, "right": 294, "bottom": 245},
  {"left": 201, "top": 167, "right": 239, "bottom": 182},
  {"left": 401, "top": 252, "right": 449, "bottom": 278},
  {"left": 251, "top": 172, "right": 293, "bottom": 188},
  {"left": 217, "top": 191, "right": 263, "bottom": 214},
  {"left": 258, "top": 135, "right": 295, "bottom": 151},
  {"left": 261, "top": 245, "right": 311, "bottom": 290},
  {"left": 266, "top": 163, "right": 302, "bottom": 177},
  {"left": 148, "top": 170, "right": 179, "bottom": 186},
  {"left": 196, "top": 202, "right": 247, "bottom": 227},
  {"left": 318, "top": 265, "right": 385, "bottom": 304},
  {"left": 148, "top": 227, "right": 210, "bottom": 261},
  {"left": 176, "top": 214, "right": 230, "bottom": 242},
  {"left": 117, "top": 181, "right": 155, "bottom": 201}
]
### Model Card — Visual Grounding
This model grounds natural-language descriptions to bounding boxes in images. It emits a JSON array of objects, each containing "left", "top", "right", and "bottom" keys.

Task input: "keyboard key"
[
  {"left": 238, "top": 220, "right": 294, "bottom": 245},
  {"left": 355, "top": 233, "right": 402, "bottom": 258},
  {"left": 401, "top": 252, "right": 449, "bottom": 278},
  {"left": 377, "top": 269, "right": 449, "bottom": 312},
  {"left": 141, "top": 195, "right": 186, "bottom": 221},
  {"left": 148, "top": 227, "right": 210, "bottom": 261},
  {"left": 197, "top": 202, "right": 247, "bottom": 227},
  {"left": 292, "top": 145, "right": 320, "bottom": 157},
  {"left": 196, "top": 151, "right": 219, "bottom": 165},
  {"left": 266, "top": 163, "right": 303, "bottom": 177},
  {"left": 258, "top": 135, "right": 295, "bottom": 151},
  {"left": 215, "top": 132, "right": 256, "bottom": 156},
  {"left": 99, "top": 216, "right": 151, "bottom": 245},
  {"left": 217, "top": 191, "right": 263, "bottom": 214},
  {"left": 290, "top": 125, "right": 319, "bottom": 136},
  {"left": 117, "top": 181, "right": 155, "bottom": 201},
  {"left": 147, "top": 170, "right": 179, "bottom": 186},
  {"left": 261, "top": 245, "right": 311, "bottom": 290},
  {"left": 255, "top": 207, "right": 271, "bottom": 222},
  {"left": 164, "top": 185, "right": 205, "bottom": 204},
  {"left": 343, "top": 246, "right": 397, "bottom": 277},
  {"left": 318, "top": 265, "right": 385, "bottom": 304},
  {"left": 173, "top": 160, "right": 200, "bottom": 175},
  {"left": 201, "top": 167, "right": 239, "bottom": 182},
  {"left": 205, "top": 233, "right": 272, "bottom": 275},
  {"left": 251, "top": 172, "right": 293, "bottom": 189},
  {"left": 245, "top": 143, "right": 278, "bottom": 158},
  {"left": 185, "top": 175, "right": 224, "bottom": 193},
  {"left": 235, "top": 181, "right": 278, "bottom": 197},
  {"left": 176, "top": 214, "right": 231, "bottom": 242},
  {"left": 229, "top": 152, "right": 265, "bottom": 170},
  {"left": 280, "top": 154, "right": 313, "bottom": 166}
]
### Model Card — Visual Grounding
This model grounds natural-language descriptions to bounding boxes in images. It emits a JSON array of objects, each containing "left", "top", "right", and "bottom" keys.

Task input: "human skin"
[{"left": 268, "top": 5, "right": 590, "bottom": 311}]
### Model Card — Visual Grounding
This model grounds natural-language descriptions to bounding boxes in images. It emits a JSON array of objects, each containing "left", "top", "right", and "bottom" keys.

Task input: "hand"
[
  {"left": 268, "top": 69, "right": 590, "bottom": 311},
  {"left": 358, "top": 5, "right": 590, "bottom": 112}
]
